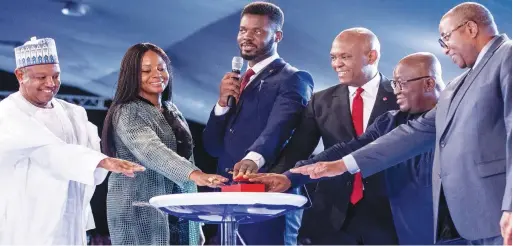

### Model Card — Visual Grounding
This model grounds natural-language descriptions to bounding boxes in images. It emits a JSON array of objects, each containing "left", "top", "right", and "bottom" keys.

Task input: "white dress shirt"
[
  {"left": 348, "top": 73, "right": 381, "bottom": 132},
  {"left": 214, "top": 53, "right": 280, "bottom": 169},
  {"left": 474, "top": 35, "right": 499, "bottom": 69},
  {"left": 343, "top": 36, "right": 500, "bottom": 174}
]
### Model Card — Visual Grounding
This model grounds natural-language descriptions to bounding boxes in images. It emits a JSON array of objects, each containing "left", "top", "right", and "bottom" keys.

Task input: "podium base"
[{"left": 221, "top": 215, "right": 239, "bottom": 245}]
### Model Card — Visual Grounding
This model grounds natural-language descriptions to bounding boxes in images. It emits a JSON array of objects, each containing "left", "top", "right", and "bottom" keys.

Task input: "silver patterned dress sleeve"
[
  {"left": 106, "top": 100, "right": 201, "bottom": 245},
  {"left": 114, "top": 102, "right": 199, "bottom": 185}
]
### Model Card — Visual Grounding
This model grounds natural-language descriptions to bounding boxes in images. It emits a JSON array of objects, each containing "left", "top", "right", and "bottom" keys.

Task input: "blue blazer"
[
  {"left": 203, "top": 58, "right": 314, "bottom": 176},
  {"left": 287, "top": 110, "right": 434, "bottom": 244},
  {"left": 202, "top": 58, "right": 313, "bottom": 245}
]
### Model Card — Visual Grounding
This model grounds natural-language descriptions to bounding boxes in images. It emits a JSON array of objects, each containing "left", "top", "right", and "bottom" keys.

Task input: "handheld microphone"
[{"left": 228, "top": 56, "right": 244, "bottom": 108}]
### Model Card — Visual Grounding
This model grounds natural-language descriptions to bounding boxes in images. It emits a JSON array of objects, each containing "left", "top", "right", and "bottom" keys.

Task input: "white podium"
[{"left": 149, "top": 192, "right": 307, "bottom": 245}]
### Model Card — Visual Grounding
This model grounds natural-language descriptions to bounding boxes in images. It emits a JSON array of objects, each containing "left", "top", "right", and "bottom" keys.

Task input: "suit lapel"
[
  {"left": 368, "top": 74, "right": 396, "bottom": 126},
  {"left": 443, "top": 35, "right": 507, "bottom": 131},
  {"left": 233, "top": 58, "right": 287, "bottom": 117},
  {"left": 331, "top": 73, "right": 396, "bottom": 138},
  {"left": 441, "top": 70, "right": 471, "bottom": 120},
  {"left": 331, "top": 85, "right": 357, "bottom": 137},
  {"left": 243, "top": 58, "right": 286, "bottom": 93}
]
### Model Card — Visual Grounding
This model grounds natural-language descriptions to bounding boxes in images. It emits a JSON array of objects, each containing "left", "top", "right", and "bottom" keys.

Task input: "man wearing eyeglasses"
[
  {"left": 286, "top": 2, "right": 512, "bottom": 245},
  {"left": 260, "top": 27, "right": 399, "bottom": 245},
  {"left": 248, "top": 52, "right": 445, "bottom": 244}
]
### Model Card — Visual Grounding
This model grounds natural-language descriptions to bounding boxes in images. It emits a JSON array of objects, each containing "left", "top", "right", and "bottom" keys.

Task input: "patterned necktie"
[
  {"left": 350, "top": 87, "right": 364, "bottom": 205},
  {"left": 240, "top": 69, "right": 255, "bottom": 93}
]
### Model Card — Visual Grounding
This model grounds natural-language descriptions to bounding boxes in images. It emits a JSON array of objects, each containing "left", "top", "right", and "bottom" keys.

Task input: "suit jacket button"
[
  {"left": 346, "top": 181, "right": 352, "bottom": 186},
  {"left": 229, "top": 128, "right": 234, "bottom": 133}
]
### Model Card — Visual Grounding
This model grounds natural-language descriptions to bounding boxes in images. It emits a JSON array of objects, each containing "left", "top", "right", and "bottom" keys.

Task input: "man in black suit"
[
  {"left": 269, "top": 27, "right": 399, "bottom": 245},
  {"left": 251, "top": 52, "right": 446, "bottom": 245},
  {"left": 281, "top": 3, "right": 512, "bottom": 245}
]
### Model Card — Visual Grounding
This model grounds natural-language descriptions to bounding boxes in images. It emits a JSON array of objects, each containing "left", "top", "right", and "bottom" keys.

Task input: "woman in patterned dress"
[{"left": 101, "top": 43, "right": 227, "bottom": 245}]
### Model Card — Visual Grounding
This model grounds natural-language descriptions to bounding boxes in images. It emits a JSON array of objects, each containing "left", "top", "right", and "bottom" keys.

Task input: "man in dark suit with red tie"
[
  {"left": 269, "top": 27, "right": 399, "bottom": 245},
  {"left": 251, "top": 52, "right": 445, "bottom": 245},
  {"left": 202, "top": 2, "right": 314, "bottom": 245},
  {"left": 283, "top": 3, "right": 512, "bottom": 245}
]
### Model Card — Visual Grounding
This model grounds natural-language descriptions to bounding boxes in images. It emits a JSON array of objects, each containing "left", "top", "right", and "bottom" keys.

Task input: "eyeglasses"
[
  {"left": 438, "top": 21, "right": 469, "bottom": 49},
  {"left": 390, "top": 76, "right": 431, "bottom": 91}
]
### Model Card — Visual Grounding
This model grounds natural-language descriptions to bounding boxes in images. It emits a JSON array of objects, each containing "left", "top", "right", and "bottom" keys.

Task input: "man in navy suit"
[
  {"left": 202, "top": 2, "right": 313, "bottom": 245},
  {"left": 261, "top": 28, "right": 399, "bottom": 245},
  {"left": 287, "top": 2, "right": 511, "bottom": 245},
  {"left": 249, "top": 52, "right": 445, "bottom": 244}
]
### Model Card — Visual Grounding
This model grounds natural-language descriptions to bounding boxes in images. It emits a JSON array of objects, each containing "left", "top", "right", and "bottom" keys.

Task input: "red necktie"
[
  {"left": 350, "top": 87, "right": 364, "bottom": 204},
  {"left": 240, "top": 69, "right": 255, "bottom": 93}
]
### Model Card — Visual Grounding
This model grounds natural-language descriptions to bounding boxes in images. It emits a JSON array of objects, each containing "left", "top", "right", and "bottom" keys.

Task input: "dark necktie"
[
  {"left": 240, "top": 69, "right": 255, "bottom": 93},
  {"left": 350, "top": 87, "right": 364, "bottom": 204}
]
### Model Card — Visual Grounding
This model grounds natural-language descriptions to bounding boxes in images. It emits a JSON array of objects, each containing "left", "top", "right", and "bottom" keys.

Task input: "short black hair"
[{"left": 241, "top": 1, "right": 284, "bottom": 31}]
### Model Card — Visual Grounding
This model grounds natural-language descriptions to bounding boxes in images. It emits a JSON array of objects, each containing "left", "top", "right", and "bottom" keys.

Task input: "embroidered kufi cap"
[{"left": 14, "top": 36, "right": 59, "bottom": 69}]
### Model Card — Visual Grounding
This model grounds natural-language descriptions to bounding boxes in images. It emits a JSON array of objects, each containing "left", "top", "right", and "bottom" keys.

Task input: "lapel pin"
[{"left": 383, "top": 97, "right": 388, "bottom": 101}]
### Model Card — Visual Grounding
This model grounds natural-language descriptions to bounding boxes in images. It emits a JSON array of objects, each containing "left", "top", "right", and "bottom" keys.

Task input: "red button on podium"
[
  {"left": 221, "top": 183, "right": 265, "bottom": 192},
  {"left": 221, "top": 176, "right": 265, "bottom": 192}
]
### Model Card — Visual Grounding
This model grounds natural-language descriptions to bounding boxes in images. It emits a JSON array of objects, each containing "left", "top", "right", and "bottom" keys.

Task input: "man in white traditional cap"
[{"left": 0, "top": 36, "right": 146, "bottom": 245}]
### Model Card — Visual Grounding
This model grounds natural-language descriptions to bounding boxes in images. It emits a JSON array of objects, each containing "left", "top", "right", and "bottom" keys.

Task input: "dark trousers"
[
  {"left": 304, "top": 196, "right": 398, "bottom": 245},
  {"left": 236, "top": 216, "right": 286, "bottom": 245},
  {"left": 436, "top": 189, "right": 504, "bottom": 245}
]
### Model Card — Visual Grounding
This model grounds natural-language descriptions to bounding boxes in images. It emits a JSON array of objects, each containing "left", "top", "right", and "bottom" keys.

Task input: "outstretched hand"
[
  {"left": 98, "top": 157, "right": 146, "bottom": 177},
  {"left": 189, "top": 170, "right": 228, "bottom": 188},
  {"left": 244, "top": 173, "right": 292, "bottom": 192},
  {"left": 232, "top": 159, "right": 258, "bottom": 179},
  {"left": 289, "top": 160, "right": 348, "bottom": 179}
]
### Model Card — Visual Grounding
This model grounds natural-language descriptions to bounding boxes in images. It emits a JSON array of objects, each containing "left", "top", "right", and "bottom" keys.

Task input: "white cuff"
[
  {"left": 342, "top": 155, "right": 360, "bottom": 174},
  {"left": 82, "top": 152, "right": 108, "bottom": 185},
  {"left": 93, "top": 167, "right": 109, "bottom": 185},
  {"left": 214, "top": 102, "right": 230, "bottom": 116},
  {"left": 243, "top": 151, "right": 265, "bottom": 169}
]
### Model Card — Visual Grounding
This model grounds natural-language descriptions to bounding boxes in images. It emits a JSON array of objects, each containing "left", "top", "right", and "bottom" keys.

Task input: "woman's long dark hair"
[{"left": 101, "top": 43, "right": 172, "bottom": 157}]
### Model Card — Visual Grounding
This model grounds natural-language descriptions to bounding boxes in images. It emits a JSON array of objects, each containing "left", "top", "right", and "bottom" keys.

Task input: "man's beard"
[{"left": 239, "top": 40, "right": 274, "bottom": 61}]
